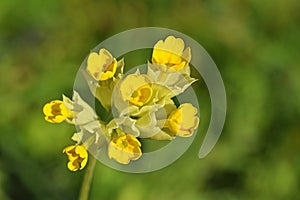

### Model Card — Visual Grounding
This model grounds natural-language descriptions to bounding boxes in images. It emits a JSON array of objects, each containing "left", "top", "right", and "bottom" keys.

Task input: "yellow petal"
[
  {"left": 62, "top": 145, "right": 76, "bottom": 156},
  {"left": 67, "top": 161, "right": 78, "bottom": 171},
  {"left": 167, "top": 108, "right": 182, "bottom": 134},
  {"left": 177, "top": 104, "right": 199, "bottom": 137},
  {"left": 75, "top": 145, "right": 88, "bottom": 159},
  {"left": 75, "top": 145, "right": 88, "bottom": 170},
  {"left": 87, "top": 52, "right": 102, "bottom": 79},
  {"left": 153, "top": 36, "right": 184, "bottom": 58},
  {"left": 42, "top": 102, "right": 54, "bottom": 116}
]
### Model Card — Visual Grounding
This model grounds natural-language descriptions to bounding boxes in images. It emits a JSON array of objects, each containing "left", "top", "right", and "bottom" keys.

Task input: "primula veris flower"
[
  {"left": 152, "top": 36, "right": 191, "bottom": 72},
  {"left": 130, "top": 84, "right": 153, "bottom": 106},
  {"left": 119, "top": 74, "right": 153, "bottom": 107},
  {"left": 83, "top": 56, "right": 124, "bottom": 111},
  {"left": 167, "top": 103, "right": 199, "bottom": 137},
  {"left": 43, "top": 100, "right": 72, "bottom": 123},
  {"left": 108, "top": 133, "right": 142, "bottom": 164},
  {"left": 86, "top": 48, "right": 117, "bottom": 81},
  {"left": 63, "top": 145, "right": 88, "bottom": 171}
]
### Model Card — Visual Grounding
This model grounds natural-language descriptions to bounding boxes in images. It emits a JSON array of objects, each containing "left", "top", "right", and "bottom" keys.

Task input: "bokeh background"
[{"left": 1, "top": 0, "right": 300, "bottom": 199}]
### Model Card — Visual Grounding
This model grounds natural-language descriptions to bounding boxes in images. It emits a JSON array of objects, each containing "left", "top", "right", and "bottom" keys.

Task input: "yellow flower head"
[
  {"left": 43, "top": 100, "right": 72, "bottom": 123},
  {"left": 108, "top": 133, "right": 142, "bottom": 164},
  {"left": 63, "top": 145, "right": 88, "bottom": 171},
  {"left": 86, "top": 48, "right": 117, "bottom": 81},
  {"left": 167, "top": 103, "right": 199, "bottom": 137},
  {"left": 120, "top": 74, "right": 153, "bottom": 107},
  {"left": 152, "top": 36, "right": 191, "bottom": 72}
]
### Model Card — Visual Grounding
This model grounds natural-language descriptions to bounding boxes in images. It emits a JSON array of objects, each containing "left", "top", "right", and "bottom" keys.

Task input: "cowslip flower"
[
  {"left": 130, "top": 84, "right": 153, "bottom": 107},
  {"left": 86, "top": 48, "right": 117, "bottom": 81},
  {"left": 63, "top": 145, "right": 88, "bottom": 171},
  {"left": 108, "top": 133, "right": 142, "bottom": 164},
  {"left": 43, "top": 100, "right": 72, "bottom": 123},
  {"left": 119, "top": 74, "right": 153, "bottom": 107},
  {"left": 152, "top": 36, "right": 191, "bottom": 72},
  {"left": 83, "top": 50, "right": 124, "bottom": 111},
  {"left": 167, "top": 103, "right": 199, "bottom": 137}
]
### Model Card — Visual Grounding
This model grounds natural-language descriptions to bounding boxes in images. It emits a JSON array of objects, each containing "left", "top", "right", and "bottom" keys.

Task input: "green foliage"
[{"left": 0, "top": 0, "right": 299, "bottom": 199}]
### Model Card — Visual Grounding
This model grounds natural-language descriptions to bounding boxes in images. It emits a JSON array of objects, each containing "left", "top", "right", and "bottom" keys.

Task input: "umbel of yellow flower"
[
  {"left": 43, "top": 100, "right": 72, "bottom": 123},
  {"left": 63, "top": 145, "right": 88, "bottom": 171},
  {"left": 167, "top": 103, "right": 199, "bottom": 137},
  {"left": 108, "top": 134, "right": 142, "bottom": 164},
  {"left": 152, "top": 36, "right": 191, "bottom": 72},
  {"left": 86, "top": 48, "right": 117, "bottom": 81}
]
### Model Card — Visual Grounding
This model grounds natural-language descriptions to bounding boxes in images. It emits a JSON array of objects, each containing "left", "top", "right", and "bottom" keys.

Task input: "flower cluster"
[{"left": 43, "top": 36, "right": 199, "bottom": 171}]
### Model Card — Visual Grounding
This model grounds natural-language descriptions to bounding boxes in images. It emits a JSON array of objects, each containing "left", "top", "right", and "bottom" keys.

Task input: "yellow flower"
[
  {"left": 63, "top": 145, "right": 88, "bottom": 171},
  {"left": 108, "top": 134, "right": 142, "bottom": 164},
  {"left": 43, "top": 100, "right": 72, "bottom": 123},
  {"left": 152, "top": 36, "right": 191, "bottom": 72},
  {"left": 130, "top": 84, "right": 153, "bottom": 106},
  {"left": 167, "top": 103, "right": 199, "bottom": 137},
  {"left": 119, "top": 74, "right": 153, "bottom": 107},
  {"left": 86, "top": 48, "right": 117, "bottom": 81}
]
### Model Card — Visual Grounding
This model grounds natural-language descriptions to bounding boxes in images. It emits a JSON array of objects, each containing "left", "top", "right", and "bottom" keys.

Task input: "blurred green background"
[{"left": 1, "top": 0, "right": 300, "bottom": 199}]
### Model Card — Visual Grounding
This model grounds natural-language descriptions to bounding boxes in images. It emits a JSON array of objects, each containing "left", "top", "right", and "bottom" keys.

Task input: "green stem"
[
  {"left": 78, "top": 155, "right": 97, "bottom": 200},
  {"left": 78, "top": 101, "right": 112, "bottom": 200}
]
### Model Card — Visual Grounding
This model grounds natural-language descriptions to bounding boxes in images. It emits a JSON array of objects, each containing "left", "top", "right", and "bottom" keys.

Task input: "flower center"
[
  {"left": 129, "top": 84, "right": 153, "bottom": 106},
  {"left": 51, "top": 103, "right": 62, "bottom": 116}
]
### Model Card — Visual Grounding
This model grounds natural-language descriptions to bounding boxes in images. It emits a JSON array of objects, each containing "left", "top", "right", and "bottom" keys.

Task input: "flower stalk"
[{"left": 78, "top": 155, "right": 97, "bottom": 200}]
